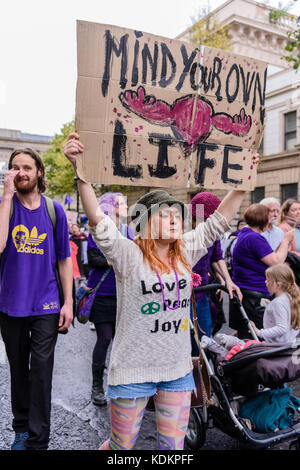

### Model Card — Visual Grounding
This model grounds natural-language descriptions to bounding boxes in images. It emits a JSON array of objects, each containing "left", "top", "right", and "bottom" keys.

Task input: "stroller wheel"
[
  {"left": 184, "top": 408, "right": 206, "bottom": 450},
  {"left": 289, "top": 438, "right": 300, "bottom": 450}
]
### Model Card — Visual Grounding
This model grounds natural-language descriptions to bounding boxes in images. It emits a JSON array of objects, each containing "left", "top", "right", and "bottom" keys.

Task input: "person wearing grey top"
[
  {"left": 251, "top": 264, "right": 300, "bottom": 344},
  {"left": 64, "top": 132, "right": 259, "bottom": 451},
  {"left": 257, "top": 293, "right": 298, "bottom": 343}
]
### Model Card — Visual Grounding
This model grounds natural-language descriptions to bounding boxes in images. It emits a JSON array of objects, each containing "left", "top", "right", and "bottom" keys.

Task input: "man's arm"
[
  {"left": 0, "top": 169, "right": 19, "bottom": 253},
  {"left": 212, "top": 259, "right": 243, "bottom": 301},
  {"left": 261, "top": 231, "right": 294, "bottom": 266},
  {"left": 57, "top": 257, "right": 74, "bottom": 332},
  {"left": 217, "top": 190, "right": 246, "bottom": 225}
]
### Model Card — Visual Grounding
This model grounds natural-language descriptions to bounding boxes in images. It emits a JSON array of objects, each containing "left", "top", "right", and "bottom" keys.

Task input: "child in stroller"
[
  {"left": 200, "top": 332, "right": 262, "bottom": 362},
  {"left": 185, "top": 272, "right": 300, "bottom": 450}
]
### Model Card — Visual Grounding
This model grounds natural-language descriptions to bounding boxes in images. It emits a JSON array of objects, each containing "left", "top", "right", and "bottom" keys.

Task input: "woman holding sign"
[{"left": 64, "top": 133, "right": 259, "bottom": 451}]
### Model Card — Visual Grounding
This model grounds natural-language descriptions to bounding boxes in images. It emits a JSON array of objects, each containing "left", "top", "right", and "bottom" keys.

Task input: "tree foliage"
[
  {"left": 43, "top": 121, "right": 76, "bottom": 198},
  {"left": 189, "top": 4, "right": 232, "bottom": 50},
  {"left": 190, "top": 18, "right": 232, "bottom": 50},
  {"left": 269, "top": 0, "right": 300, "bottom": 69}
]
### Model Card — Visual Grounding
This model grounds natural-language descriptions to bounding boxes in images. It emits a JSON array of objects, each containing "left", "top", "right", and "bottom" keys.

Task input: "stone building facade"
[{"left": 0, "top": 128, "right": 52, "bottom": 195}]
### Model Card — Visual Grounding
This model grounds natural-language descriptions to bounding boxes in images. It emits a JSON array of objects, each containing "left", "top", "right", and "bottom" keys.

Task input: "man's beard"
[
  {"left": 15, "top": 176, "right": 39, "bottom": 194},
  {"left": 270, "top": 217, "right": 278, "bottom": 225}
]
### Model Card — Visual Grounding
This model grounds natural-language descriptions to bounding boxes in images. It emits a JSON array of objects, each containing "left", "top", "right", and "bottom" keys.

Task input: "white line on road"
[{"left": 0, "top": 339, "right": 7, "bottom": 364}]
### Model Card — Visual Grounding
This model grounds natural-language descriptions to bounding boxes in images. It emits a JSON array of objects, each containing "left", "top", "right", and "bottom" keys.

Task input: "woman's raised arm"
[
  {"left": 63, "top": 133, "right": 104, "bottom": 227},
  {"left": 217, "top": 190, "right": 246, "bottom": 225}
]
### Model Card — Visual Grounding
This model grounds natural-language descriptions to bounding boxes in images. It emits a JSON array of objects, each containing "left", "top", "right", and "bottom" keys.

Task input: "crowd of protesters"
[{"left": 0, "top": 140, "right": 300, "bottom": 451}]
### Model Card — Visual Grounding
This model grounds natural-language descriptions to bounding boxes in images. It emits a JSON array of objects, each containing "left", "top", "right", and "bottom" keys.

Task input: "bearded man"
[{"left": 0, "top": 148, "right": 73, "bottom": 450}]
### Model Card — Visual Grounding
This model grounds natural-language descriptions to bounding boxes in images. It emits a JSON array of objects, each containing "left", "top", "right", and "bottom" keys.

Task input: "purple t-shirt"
[
  {"left": 0, "top": 194, "right": 71, "bottom": 317},
  {"left": 193, "top": 240, "right": 223, "bottom": 302},
  {"left": 87, "top": 224, "right": 134, "bottom": 296},
  {"left": 232, "top": 227, "right": 273, "bottom": 296}
]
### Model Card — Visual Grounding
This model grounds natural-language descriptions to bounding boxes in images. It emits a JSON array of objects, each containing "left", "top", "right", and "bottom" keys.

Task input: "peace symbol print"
[{"left": 141, "top": 302, "right": 160, "bottom": 315}]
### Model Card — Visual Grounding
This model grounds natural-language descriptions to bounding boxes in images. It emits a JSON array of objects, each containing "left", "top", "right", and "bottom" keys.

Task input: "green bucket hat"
[{"left": 129, "top": 190, "right": 187, "bottom": 235}]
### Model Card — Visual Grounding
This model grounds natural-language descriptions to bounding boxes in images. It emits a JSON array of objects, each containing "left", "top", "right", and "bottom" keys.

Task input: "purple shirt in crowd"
[
  {"left": 87, "top": 224, "right": 134, "bottom": 296},
  {"left": 193, "top": 240, "right": 223, "bottom": 301},
  {"left": 0, "top": 194, "right": 71, "bottom": 317},
  {"left": 232, "top": 227, "right": 273, "bottom": 296}
]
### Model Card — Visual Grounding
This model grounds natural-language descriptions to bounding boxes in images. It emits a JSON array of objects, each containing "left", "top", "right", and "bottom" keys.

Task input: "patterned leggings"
[{"left": 100, "top": 390, "right": 191, "bottom": 450}]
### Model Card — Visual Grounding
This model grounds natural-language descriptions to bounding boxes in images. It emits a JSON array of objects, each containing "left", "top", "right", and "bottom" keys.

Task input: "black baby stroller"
[{"left": 185, "top": 284, "right": 300, "bottom": 450}]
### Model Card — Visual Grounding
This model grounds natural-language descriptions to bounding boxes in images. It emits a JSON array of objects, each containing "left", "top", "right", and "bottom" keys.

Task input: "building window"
[
  {"left": 281, "top": 183, "right": 298, "bottom": 203},
  {"left": 284, "top": 111, "right": 297, "bottom": 151},
  {"left": 251, "top": 186, "right": 265, "bottom": 203}
]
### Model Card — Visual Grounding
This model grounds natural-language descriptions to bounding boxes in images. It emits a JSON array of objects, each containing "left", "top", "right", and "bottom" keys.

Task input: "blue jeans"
[
  {"left": 107, "top": 371, "right": 195, "bottom": 399},
  {"left": 190, "top": 295, "right": 212, "bottom": 355}
]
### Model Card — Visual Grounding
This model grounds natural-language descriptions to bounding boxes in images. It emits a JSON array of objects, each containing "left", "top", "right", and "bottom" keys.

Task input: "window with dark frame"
[
  {"left": 284, "top": 111, "right": 297, "bottom": 151},
  {"left": 251, "top": 186, "right": 265, "bottom": 203},
  {"left": 281, "top": 183, "right": 298, "bottom": 203}
]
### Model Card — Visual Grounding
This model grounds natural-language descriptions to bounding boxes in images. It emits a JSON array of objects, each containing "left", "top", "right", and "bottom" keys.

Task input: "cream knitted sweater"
[{"left": 89, "top": 211, "right": 229, "bottom": 386}]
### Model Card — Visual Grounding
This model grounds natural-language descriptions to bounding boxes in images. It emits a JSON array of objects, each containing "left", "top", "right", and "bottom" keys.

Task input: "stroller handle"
[
  {"left": 193, "top": 283, "right": 259, "bottom": 341},
  {"left": 194, "top": 284, "right": 241, "bottom": 304},
  {"left": 194, "top": 283, "right": 230, "bottom": 295}
]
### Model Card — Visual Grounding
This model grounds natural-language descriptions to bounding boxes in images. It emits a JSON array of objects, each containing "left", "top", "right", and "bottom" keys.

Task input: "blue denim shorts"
[{"left": 107, "top": 371, "right": 195, "bottom": 399}]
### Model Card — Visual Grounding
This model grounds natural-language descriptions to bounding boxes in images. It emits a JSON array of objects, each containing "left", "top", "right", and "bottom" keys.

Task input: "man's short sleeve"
[{"left": 53, "top": 201, "right": 71, "bottom": 260}]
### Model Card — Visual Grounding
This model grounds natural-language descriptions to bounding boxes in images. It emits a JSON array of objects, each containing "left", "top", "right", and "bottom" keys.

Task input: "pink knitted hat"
[{"left": 189, "top": 192, "right": 221, "bottom": 220}]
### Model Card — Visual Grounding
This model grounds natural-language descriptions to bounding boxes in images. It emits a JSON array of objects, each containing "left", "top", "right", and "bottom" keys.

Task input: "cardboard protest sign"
[{"left": 75, "top": 20, "right": 267, "bottom": 190}]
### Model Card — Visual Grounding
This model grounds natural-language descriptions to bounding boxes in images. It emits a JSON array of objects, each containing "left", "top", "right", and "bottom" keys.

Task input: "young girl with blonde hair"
[
  {"left": 251, "top": 264, "right": 300, "bottom": 344},
  {"left": 64, "top": 133, "right": 259, "bottom": 451}
]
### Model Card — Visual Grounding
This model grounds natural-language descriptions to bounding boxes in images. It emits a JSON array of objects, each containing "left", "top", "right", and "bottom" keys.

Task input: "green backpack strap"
[
  {"left": 43, "top": 195, "right": 56, "bottom": 231},
  {"left": 9, "top": 198, "right": 14, "bottom": 220}
]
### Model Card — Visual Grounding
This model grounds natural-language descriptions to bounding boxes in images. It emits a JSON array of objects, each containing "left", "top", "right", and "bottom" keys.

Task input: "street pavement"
[
  {"left": 0, "top": 294, "right": 300, "bottom": 451},
  {"left": 0, "top": 320, "right": 159, "bottom": 451}
]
